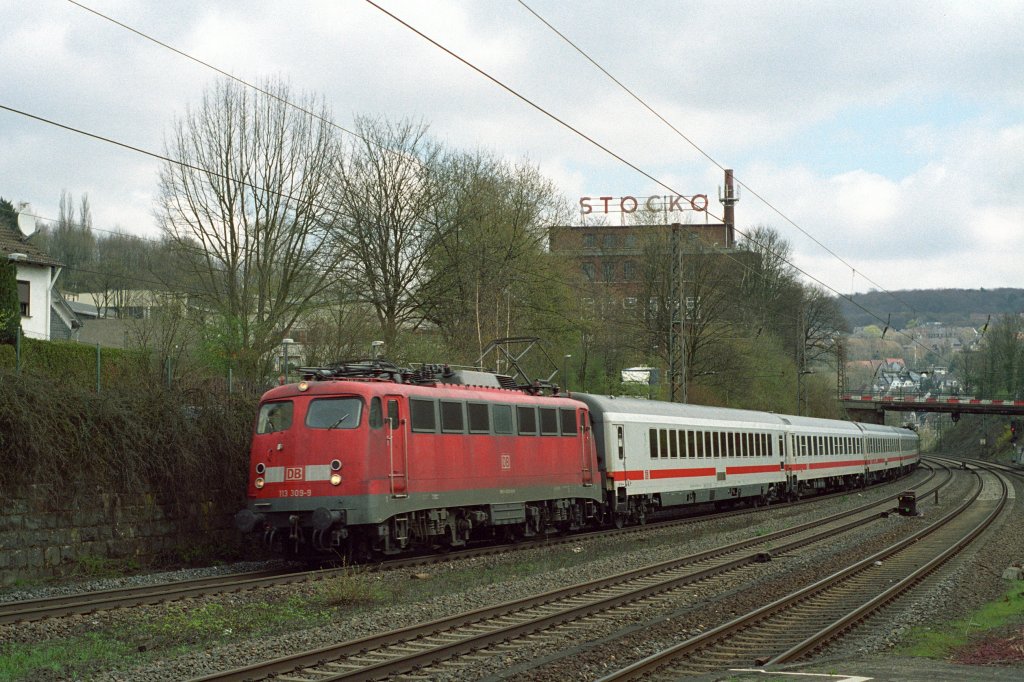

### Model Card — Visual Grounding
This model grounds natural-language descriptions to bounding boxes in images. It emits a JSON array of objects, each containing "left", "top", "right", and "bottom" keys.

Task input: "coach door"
[
  {"left": 615, "top": 424, "right": 628, "bottom": 486},
  {"left": 385, "top": 397, "right": 408, "bottom": 497}
]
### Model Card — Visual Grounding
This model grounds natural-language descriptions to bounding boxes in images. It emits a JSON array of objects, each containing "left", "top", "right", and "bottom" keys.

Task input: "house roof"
[{"left": 0, "top": 221, "right": 62, "bottom": 267}]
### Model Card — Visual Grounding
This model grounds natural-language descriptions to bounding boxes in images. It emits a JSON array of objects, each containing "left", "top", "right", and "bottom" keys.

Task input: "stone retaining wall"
[{"left": 0, "top": 484, "right": 242, "bottom": 586}]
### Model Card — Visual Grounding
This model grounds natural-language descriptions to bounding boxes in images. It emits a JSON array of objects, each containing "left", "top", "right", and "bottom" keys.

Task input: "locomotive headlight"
[
  {"left": 330, "top": 459, "right": 342, "bottom": 471},
  {"left": 255, "top": 462, "right": 266, "bottom": 474},
  {"left": 298, "top": 381, "right": 309, "bottom": 392},
  {"left": 254, "top": 477, "right": 265, "bottom": 489},
  {"left": 330, "top": 473, "right": 342, "bottom": 486}
]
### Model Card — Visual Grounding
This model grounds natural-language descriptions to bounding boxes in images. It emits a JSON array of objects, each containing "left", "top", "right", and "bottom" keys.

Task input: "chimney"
[{"left": 719, "top": 169, "right": 739, "bottom": 247}]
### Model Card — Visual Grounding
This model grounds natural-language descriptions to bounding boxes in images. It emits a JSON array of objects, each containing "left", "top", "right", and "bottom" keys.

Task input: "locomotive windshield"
[
  {"left": 306, "top": 397, "right": 363, "bottom": 430},
  {"left": 256, "top": 401, "right": 293, "bottom": 434}
]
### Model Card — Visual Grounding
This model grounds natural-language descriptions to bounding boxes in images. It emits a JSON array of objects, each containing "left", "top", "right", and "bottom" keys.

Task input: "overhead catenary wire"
[
  {"left": 514, "top": 0, "right": 917, "bottom": 316},
  {"left": 12, "top": 2, "right": 930, "bottom": 356},
  {"left": 64, "top": 0, "right": 911, "bottom": 337},
  {"left": 360, "top": 0, "right": 933, "bottom": 356}
]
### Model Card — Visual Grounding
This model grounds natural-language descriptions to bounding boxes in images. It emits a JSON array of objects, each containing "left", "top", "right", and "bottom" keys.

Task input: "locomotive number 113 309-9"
[{"left": 280, "top": 489, "right": 313, "bottom": 498}]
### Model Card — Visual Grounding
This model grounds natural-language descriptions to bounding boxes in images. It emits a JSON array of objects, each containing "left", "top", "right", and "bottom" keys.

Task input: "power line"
[
  {"left": 361, "top": 1, "right": 932, "bottom": 356},
  {"left": 25, "top": 2, "right": 928, "bottom": 355},
  {"left": 66, "top": 0, "right": 911, "bottom": 339},
  {"left": 515, "top": 0, "right": 917, "bottom": 316}
]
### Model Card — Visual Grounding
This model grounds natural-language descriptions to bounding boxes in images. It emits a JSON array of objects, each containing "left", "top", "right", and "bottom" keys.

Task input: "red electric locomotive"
[{"left": 235, "top": 362, "right": 603, "bottom": 559}]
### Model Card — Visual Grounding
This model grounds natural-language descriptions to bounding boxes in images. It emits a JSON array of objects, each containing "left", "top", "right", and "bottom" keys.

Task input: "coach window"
[
  {"left": 517, "top": 406, "right": 537, "bottom": 435},
  {"left": 492, "top": 404, "right": 514, "bottom": 434},
  {"left": 369, "top": 397, "right": 383, "bottom": 429},
  {"left": 257, "top": 400, "right": 293, "bottom": 434},
  {"left": 671, "top": 430, "right": 679, "bottom": 458},
  {"left": 559, "top": 408, "right": 578, "bottom": 435},
  {"left": 467, "top": 403, "right": 489, "bottom": 433},
  {"left": 540, "top": 408, "right": 559, "bottom": 435},
  {"left": 704, "top": 431, "right": 713, "bottom": 458},
  {"left": 410, "top": 399, "right": 437, "bottom": 433},
  {"left": 649, "top": 429, "right": 658, "bottom": 458},
  {"left": 687, "top": 430, "right": 696, "bottom": 458},
  {"left": 659, "top": 429, "right": 669, "bottom": 458},
  {"left": 440, "top": 401, "right": 465, "bottom": 433}
]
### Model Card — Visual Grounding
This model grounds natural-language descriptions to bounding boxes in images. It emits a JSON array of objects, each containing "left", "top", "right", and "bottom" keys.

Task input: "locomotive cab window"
[
  {"left": 369, "top": 397, "right": 383, "bottom": 429},
  {"left": 306, "top": 397, "right": 363, "bottom": 430},
  {"left": 257, "top": 400, "right": 293, "bottom": 434},
  {"left": 410, "top": 399, "right": 437, "bottom": 432},
  {"left": 492, "top": 404, "right": 514, "bottom": 434},
  {"left": 387, "top": 400, "right": 399, "bottom": 429}
]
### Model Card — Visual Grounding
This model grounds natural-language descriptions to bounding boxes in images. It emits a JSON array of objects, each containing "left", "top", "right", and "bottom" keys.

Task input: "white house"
[{"left": 1, "top": 216, "right": 66, "bottom": 341}]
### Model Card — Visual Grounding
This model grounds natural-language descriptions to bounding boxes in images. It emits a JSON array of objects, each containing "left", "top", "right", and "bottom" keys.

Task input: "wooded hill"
[{"left": 838, "top": 288, "right": 1024, "bottom": 329}]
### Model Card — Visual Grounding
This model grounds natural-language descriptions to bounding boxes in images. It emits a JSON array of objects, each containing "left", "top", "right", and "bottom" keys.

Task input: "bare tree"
[
  {"left": 420, "top": 151, "right": 573, "bottom": 360},
  {"left": 737, "top": 223, "right": 797, "bottom": 329},
  {"left": 157, "top": 77, "right": 344, "bottom": 379},
  {"left": 331, "top": 116, "right": 443, "bottom": 347}
]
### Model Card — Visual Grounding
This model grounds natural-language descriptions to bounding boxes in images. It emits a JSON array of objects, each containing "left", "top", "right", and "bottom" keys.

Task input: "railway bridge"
[{"left": 840, "top": 393, "right": 1024, "bottom": 425}]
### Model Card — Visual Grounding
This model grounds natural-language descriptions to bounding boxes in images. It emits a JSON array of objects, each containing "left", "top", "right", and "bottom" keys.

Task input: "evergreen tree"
[{"left": 0, "top": 198, "right": 21, "bottom": 344}]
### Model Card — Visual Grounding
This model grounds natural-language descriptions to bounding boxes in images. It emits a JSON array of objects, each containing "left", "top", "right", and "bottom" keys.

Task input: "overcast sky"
[{"left": 3, "top": 0, "right": 1023, "bottom": 299}]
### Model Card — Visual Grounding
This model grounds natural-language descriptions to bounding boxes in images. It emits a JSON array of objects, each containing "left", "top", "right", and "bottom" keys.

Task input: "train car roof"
[
  {"left": 573, "top": 393, "right": 916, "bottom": 435},
  {"left": 573, "top": 393, "right": 791, "bottom": 427}
]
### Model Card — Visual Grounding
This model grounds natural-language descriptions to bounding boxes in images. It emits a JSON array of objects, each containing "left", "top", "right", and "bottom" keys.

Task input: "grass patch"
[
  {"left": 66, "top": 554, "right": 141, "bottom": 580},
  {"left": 0, "top": 633, "right": 134, "bottom": 681},
  {"left": 133, "top": 598, "right": 330, "bottom": 648},
  {"left": 317, "top": 572, "right": 394, "bottom": 607},
  {"left": 898, "top": 580, "right": 1024, "bottom": 658},
  {"left": 0, "top": 594, "right": 340, "bottom": 680}
]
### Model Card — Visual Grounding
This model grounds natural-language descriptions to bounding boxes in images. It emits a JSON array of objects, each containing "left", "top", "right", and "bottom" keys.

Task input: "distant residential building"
[{"left": 0, "top": 215, "right": 71, "bottom": 341}]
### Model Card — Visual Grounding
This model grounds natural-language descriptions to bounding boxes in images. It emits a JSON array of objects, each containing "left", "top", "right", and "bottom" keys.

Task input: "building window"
[
  {"left": 602, "top": 261, "right": 615, "bottom": 282},
  {"left": 623, "top": 297, "right": 637, "bottom": 308},
  {"left": 583, "top": 233, "right": 596, "bottom": 248},
  {"left": 17, "top": 281, "right": 29, "bottom": 317},
  {"left": 625, "top": 234, "right": 637, "bottom": 248},
  {"left": 623, "top": 261, "right": 636, "bottom": 280},
  {"left": 582, "top": 263, "right": 595, "bottom": 281},
  {"left": 603, "top": 234, "right": 617, "bottom": 249}
]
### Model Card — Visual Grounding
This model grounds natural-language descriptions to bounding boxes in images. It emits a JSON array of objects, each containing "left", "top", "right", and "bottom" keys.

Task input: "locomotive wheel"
[
  {"left": 345, "top": 536, "right": 373, "bottom": 564},
  {"left": 614, "top": 513, "right": 626, "bottom": 529}
]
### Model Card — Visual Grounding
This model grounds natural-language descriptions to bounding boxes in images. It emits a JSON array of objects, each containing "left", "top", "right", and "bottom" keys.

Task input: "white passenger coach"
[{"left": 575, "top": 394, "right": 920, "bottom": 525}]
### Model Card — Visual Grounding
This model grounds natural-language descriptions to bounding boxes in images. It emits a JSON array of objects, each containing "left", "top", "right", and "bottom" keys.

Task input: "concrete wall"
[{"left": 0, "top": 483, "right": 242, "bottom": 586}]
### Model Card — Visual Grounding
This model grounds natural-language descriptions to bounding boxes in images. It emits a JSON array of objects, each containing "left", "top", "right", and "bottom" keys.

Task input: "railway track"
[
  {"left": 188, "top": 464, "right": 951, "bottom": 681},
  {"left": 597, "top": 460, "right": 1008, "bottom": 680},
  {"left": 0, "top": 466, "right": 932, "bottom": 625}
]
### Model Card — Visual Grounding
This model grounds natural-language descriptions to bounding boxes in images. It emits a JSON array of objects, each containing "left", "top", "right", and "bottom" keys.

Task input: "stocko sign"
[{"left": 579, "top": 194, "right": 709, "bottom": 215}]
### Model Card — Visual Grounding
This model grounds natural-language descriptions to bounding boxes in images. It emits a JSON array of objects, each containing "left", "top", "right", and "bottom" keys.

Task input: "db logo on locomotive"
[{"left": 285, "top": 467, "right": 304, "bottom": 481}]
